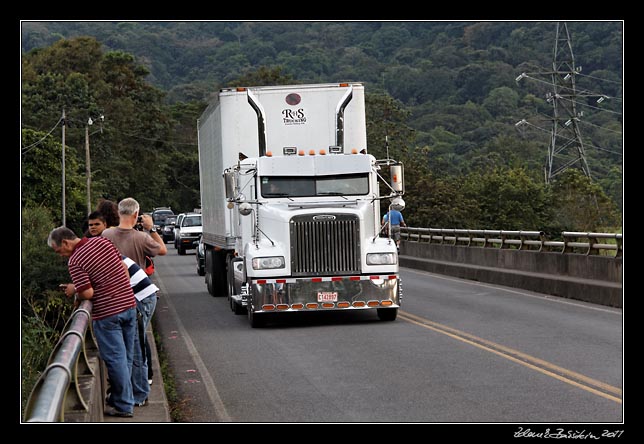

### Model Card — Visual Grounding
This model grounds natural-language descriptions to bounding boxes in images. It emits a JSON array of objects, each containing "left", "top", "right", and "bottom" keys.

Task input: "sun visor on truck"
[{"left": 257, "top": 153, "right": 372, "bottom": 176}]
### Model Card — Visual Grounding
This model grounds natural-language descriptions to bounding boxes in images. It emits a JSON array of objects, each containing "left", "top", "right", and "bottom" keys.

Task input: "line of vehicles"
[{"left": 151, "top": 207, "right": 204, "bottom": 260}]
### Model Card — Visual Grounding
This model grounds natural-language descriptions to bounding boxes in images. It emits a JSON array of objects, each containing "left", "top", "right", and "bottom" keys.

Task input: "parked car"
[
  {"left": 176, "top": 212, "right": 202, "bottom": 255},
  {"left": 162, "top": 216, "right": 177, "bottom": 243},
  {"left": 173, "top": 213, "right": 186, "bottom": 249},
  {"left": 196, "top": 236, "right": 205, "bottom": 276}
]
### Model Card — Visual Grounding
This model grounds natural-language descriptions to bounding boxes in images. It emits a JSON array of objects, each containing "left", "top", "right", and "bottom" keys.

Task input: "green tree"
[
  {"left": 483, "top": 86, "right": 520, "bottom": 118},
  {"left": 549, "top": 169, "right": 621, "bottom": 232},
  {"left": 463, "top": 167, "right": 551, "bottom": 230},
  {"left": 21, "top": 129, "right": 86, "bottom": 232},
  {"left": 21, "top": 205, "right": 74, "bottom": 413}
]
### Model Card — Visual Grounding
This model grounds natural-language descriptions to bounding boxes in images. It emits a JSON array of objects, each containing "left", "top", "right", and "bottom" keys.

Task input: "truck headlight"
[
  {"left": 366, "top": 253, "right": 397, "bottom": 265},
  {"left": 252, "top": 256, "right": 285, "bottom": 270}
]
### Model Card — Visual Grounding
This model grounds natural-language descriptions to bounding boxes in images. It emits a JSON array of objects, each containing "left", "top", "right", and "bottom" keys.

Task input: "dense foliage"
[
  {"left": 20, "top": 20, "right": 622, "bottom": 414},
  {"left": 21, "top": 21, "right": 622, "bottom": 225}
]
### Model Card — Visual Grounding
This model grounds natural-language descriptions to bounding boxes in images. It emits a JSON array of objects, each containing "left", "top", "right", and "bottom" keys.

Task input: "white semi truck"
[{"left": 197, "top": 82, "right": 404, "bottom": 327}]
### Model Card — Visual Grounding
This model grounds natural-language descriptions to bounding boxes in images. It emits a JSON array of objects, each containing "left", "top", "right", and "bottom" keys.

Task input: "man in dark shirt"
[{"left": 49, "top": 226, "right": 137, "bottom": 418}]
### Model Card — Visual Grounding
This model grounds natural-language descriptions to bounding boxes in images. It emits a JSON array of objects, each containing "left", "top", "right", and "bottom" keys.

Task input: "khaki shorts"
[{"left": 390, "top": 225, "right": 401, "bottom": 241}]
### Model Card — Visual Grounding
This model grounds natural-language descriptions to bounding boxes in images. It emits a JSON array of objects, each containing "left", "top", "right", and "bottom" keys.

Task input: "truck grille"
[{"left": 290, "top": 214, "right": 360, "bottom": 276}]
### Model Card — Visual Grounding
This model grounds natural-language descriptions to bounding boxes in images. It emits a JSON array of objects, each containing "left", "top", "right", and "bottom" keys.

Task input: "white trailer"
[{"left": 197, "top": 83, "right": 404, "bottom": 327}]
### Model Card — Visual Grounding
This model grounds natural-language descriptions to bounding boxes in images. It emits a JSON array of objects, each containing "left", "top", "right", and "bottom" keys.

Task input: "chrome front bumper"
[{"left": 244, "top": 275, "right": 400, "bottom": 313}]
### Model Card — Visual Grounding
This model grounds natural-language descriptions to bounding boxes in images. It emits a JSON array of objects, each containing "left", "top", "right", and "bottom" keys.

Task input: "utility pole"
[
  {"left": 61, "top": 108, "right": 66, "bottom": 227},
  {"left": 545, "top": 22, "right": 591, "bottom": 184},
  {"left": 85, "top": 120, "right": 91, "bottom": 215}
]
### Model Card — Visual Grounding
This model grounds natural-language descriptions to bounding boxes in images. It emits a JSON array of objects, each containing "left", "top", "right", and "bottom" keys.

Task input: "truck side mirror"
[{"left": 224, "top": 170, "right": 237, "bottom": 200}]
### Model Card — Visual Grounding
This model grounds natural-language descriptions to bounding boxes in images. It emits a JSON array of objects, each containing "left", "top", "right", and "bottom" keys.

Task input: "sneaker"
[
  {"left": 105, "top": 407, "right": 133, "bottom": 418},
  {"left": 148, "top": 379, "right": 153, "bottom": 386},
  {"left": 135, "top": 398, "right": 148, "bottom": 407}
]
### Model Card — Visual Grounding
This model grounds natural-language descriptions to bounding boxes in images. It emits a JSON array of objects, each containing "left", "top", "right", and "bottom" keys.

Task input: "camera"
[{"left": 135, "top": 216, "right": 144, "bottom": 231}]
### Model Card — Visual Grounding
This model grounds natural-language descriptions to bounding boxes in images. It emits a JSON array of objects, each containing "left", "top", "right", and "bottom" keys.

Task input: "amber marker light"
[
  {"left": 262, "top": 304, "right": 275, "bottom": 311},
  {"left": 337, "top": 302, "right": 350, "bottom": 308},
  {"left": 306, "top": 303, "right": 319, "bottom": 309},
  {"left": 380, "top": 300, "right": 393, "bottom": 307}
]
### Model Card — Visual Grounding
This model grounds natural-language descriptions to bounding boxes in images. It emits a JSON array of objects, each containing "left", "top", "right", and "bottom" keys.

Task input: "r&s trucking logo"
[{"left": 282, "top": 93, "right": 306, "bottom": 125}]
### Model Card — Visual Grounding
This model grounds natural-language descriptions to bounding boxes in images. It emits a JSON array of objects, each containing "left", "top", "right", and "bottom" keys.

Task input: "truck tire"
[
  {"left": 204, "top": 250, "right": 219, "bottom": 296},
  {"left": 206, "top": 249, "right": 228, "bottom": 297},
  {"left": 227, "top": 256, "right": 246, "bottom": 314},
  {"left": 377, "top": 307, "right": 398, "bottom": 321},
  {"left": 177, "top": 246, "right": 185, "bottom": 255},
  {"left": 205, "top": 250, "right": 215, "bottom": 296}
]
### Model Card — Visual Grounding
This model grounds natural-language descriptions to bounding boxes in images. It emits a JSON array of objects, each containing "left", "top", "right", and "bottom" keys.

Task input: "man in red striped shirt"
[{"left": 49, "top": 226, "right": 138, "bottom": 418}]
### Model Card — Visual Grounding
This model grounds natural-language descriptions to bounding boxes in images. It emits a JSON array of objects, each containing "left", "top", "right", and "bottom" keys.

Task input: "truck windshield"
[{"left": 261, "top": 174, "right": 369, "bottom": 198}]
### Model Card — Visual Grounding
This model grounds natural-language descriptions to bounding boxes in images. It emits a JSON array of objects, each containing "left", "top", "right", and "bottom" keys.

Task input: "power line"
[
  {"left": 20, "top": 117, "right": 64, "bottom": 154},
  {"left": 515, "top": 22, "right": 623, "bottom": 184}
]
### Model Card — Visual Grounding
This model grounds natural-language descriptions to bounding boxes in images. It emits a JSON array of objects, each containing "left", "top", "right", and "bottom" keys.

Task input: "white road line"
[{"left": 155, "top": 273, "right": 232, "bottom": 422}]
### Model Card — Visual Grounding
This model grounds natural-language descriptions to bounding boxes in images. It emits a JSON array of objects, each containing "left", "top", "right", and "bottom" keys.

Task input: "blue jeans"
[
  {"left": 132, "top": 294, "right": 157, "bottom": 404},
  {"left": 93, "top": 307, "right": 136, "bottom": 414}
]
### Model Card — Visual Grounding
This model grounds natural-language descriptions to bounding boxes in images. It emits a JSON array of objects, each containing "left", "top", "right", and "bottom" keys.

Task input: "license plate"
[{"left": 317, "top": 292, "right": 338, "bottom": 302}]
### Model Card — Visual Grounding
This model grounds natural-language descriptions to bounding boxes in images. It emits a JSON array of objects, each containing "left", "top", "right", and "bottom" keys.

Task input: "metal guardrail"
[
  {"left": 400, "top": 228, "right": 622, "bottom": 257},
  {"left": 23, "top": 300, "right": 96, "bottom": 422}
]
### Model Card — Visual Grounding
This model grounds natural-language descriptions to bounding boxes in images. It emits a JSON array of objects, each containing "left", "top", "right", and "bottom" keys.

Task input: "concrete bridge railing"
[{"left": 399, "top": 228, "right": 622, "bottom": 308}]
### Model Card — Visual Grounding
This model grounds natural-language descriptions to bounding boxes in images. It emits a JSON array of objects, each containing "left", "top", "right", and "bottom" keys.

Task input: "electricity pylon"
[{"left": 544, "top": 22, "right": 591, "bottom": 184}]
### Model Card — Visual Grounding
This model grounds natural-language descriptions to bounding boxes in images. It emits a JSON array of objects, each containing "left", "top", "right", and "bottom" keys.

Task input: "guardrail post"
[{"left": 587, "top": 234, "right": 599, "bottom": 255}]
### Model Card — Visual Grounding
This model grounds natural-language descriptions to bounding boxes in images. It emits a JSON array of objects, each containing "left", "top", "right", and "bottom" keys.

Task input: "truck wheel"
[
  {"left": 232, "top": 300, "right": 246, "bottom": 315},
  {"left": 211, "top": 250, "right": 228, "bottom": 297},
  {"left": 205, "top": 250, "right": 215, "bottom": 296},
  {"left": 206, "top": 270, "right": 214, "bottom": 297},
  {"left": 178, "top": 246, "right": 185, "bottom": 255},
  {"left": 377, "top": 307, "right": 398, "bottom": 321}
]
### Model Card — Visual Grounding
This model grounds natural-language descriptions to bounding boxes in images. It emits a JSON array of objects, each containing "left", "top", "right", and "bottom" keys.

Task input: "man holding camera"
[{"left": 102, "top": 197, "right": 167, "bottom": 408}]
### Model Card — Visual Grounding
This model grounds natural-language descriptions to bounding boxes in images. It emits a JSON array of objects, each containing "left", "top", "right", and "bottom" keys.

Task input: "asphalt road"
[{"left": 151, "top": 247, "right": 623, "bottom": 424}]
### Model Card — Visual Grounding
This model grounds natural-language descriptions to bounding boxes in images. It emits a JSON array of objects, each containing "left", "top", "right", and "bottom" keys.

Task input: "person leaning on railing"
[{"left": 48, "top": 226, "right": 138, "bottom": 418}]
